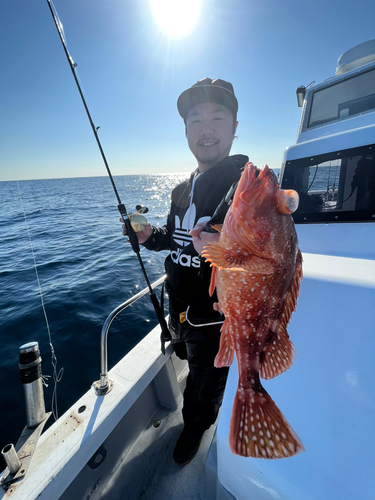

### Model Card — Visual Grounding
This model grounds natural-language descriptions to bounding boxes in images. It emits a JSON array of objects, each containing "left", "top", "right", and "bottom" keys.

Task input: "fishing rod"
[{"left": 45, "top": 0, "right": 171, "bottom": 350}]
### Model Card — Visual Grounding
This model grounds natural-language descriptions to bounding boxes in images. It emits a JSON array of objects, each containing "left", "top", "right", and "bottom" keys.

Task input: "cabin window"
[
  {"left": 308, "top": 68, "right": 375, "bottom": 128},
  {"left": 281, "top": 144, "right": 375, "bottom": 223}
]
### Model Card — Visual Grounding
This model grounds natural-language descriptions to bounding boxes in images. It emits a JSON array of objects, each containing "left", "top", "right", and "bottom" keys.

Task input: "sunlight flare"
[{"left": 150, "top": 0, "right": 200, "bottom": 37}]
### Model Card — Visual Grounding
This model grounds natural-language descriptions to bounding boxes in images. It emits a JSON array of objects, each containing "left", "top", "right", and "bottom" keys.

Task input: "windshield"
[
  {"left": 308, "top": 68, "right": 375, "bottom": 128},
  {"left": 281, "top": 144, "right": 375, "bottom": 223}
]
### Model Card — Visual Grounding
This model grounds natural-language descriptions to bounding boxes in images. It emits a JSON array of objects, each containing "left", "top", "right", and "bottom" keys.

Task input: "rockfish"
[{"left": 202, "top": 162, "right": 304, "bottom": 459}]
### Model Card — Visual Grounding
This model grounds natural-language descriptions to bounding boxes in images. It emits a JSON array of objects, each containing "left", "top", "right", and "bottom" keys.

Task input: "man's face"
[{"left": 185, "top": 102, "right": 238, "bottom": 172}]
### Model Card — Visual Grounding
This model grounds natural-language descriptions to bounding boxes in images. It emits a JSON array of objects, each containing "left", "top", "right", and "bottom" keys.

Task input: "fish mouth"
[{"left": 234, "top": 163, "right": 273, "bottom": 208}]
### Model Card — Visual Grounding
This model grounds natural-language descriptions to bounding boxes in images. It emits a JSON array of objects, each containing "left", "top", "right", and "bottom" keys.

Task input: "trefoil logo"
[{"left": 172, "top": 203, "right": 210, "bottom": 247}]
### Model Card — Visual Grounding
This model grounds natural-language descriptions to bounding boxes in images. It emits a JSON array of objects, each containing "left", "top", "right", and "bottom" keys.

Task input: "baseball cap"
[{"left": 177, "top": 78, "right": 238, "bottom": 121}]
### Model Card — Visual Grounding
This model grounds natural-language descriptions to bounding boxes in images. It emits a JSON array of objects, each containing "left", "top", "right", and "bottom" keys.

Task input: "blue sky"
[{"left": 1, "top": 0, "right": 374, "bottom": 181}]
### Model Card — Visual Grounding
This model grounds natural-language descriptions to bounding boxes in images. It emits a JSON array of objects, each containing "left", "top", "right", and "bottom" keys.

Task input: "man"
[{"left": 122, "top": 78, "right": 248, "bottom": 465}]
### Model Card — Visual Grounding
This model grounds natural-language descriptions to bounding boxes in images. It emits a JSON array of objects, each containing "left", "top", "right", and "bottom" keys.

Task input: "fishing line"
[
  {"left": 0, "top": 108, "right": 64, "bottom": 420},
  {"left": 46, "top": 0, "right": 171, "bottom": 349},
  {"left": 15, "top": 180, "right": 64, "bottom": 421}
]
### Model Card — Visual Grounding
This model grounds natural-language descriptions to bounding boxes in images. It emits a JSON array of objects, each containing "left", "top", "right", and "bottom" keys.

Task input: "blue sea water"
[{"left": 0, "top": 174, "right": 188, "bottom": 464}]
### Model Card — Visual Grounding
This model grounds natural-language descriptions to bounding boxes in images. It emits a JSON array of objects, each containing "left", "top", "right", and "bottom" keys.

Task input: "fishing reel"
[{"left": 129, "top": 205, "right": 149, "bottom": 232}]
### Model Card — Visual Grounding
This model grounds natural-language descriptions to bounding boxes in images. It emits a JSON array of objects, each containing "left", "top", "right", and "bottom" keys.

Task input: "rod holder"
[
  {"left": 1, "top": 444, "right": 21, "bottom": 475},
  {"left": 19, "top": 342, "right": 46, "bottom": 428}
]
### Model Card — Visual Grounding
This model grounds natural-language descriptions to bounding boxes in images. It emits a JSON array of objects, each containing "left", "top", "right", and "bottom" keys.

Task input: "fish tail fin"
[
  {"left": 214, "top": 320, "right": 234, "bottom": 368},
  {"left": 229, "top": 385, "right": 304, "bottom": 459}
]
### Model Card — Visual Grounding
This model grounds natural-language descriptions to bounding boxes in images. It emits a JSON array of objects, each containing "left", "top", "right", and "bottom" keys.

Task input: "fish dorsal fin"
[
  {"left": 202, "top": 242, "right": 273, "bottom": 274},
  {"left": 259, "top": 248, "right": 302, "bottom": 380},
  {"left": 277, "top": 248, "right": 303, "bottom": 334}
]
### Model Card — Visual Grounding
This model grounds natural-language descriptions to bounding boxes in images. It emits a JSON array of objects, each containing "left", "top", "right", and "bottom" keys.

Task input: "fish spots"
[{"left": 210, "top": 165, "right": 303, "bottom": 459}]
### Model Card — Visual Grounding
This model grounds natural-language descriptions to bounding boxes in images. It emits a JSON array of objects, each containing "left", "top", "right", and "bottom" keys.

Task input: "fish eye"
[{"left": 275, "top": 189, "right": 299, "bottom": 214}]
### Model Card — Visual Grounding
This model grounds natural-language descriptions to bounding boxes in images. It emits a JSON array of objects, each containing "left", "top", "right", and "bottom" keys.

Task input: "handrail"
[{"left": 92, "top": 274, "right": 167, "bottom": 395}]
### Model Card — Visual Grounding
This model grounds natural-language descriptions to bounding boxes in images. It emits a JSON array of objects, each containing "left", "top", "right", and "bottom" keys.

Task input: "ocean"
[
  {"left": 0, "top": 174, "right": 188, "bottom": 464},
  {"left": 0, "top": 168, "right": 288, "bottom": 469}
]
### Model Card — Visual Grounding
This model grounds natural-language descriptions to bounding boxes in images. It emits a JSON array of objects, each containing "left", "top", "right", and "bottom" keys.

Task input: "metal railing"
[{"left": 92, "top": 274, "right": 167, "bottom": 395}]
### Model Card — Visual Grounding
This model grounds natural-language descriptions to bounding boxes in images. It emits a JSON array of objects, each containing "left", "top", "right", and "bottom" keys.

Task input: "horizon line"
[{"left": 0, "top": 172, "right": 193, "bottom": 183}]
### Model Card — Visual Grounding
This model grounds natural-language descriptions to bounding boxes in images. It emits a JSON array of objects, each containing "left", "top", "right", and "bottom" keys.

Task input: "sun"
[{"left": 150, "top": 0, "right": 200, "bottom": 37}]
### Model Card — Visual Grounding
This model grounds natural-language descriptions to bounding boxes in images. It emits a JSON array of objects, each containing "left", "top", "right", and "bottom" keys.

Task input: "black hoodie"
[{"left": 143, "top": 154, "right": 249, "bottom": 326}]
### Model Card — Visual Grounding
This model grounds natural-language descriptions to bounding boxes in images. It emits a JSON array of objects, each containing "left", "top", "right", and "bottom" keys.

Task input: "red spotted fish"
[{"left": 202, "top": 162, "right": 304, "bottom": 459}]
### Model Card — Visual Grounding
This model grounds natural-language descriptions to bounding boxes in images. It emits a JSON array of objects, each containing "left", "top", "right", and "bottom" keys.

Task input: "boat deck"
[
  {"left": 57, "top": 371, "right": 220, "bottom": 500},
  {"left": 1, "top": 326, "right": 233, "bottom": 500},
  {"left": 134, "top": 405, "right": 217, "bottom": 500}
]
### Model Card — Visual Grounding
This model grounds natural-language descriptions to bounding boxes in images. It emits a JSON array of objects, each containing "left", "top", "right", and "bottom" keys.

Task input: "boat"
[{"left": 1, "top": 39, "right": 375, "bottom": 500}]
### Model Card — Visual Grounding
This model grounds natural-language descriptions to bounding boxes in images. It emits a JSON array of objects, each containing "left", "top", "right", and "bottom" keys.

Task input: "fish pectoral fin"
[
  {"left": 202, "top": 242, "right": 226, "bottom": 267},
  {"left": 202, "top": 243, "right": 273, "bottom": 273},
  {"left": 239, "top": 254, "right": 273, "bottom": 274},
  {"left": 260, "top": 329, "right": 296, "bottom": 379},
  {"left": 214, "top": 320, "right": 234, "bottom": 367},
  {"left": 229, "top": 385, "right": 304, "bottom": 459}
]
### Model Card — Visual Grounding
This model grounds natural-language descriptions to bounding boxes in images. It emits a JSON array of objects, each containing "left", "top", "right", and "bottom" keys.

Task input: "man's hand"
[
  {"left": 120, "top": 218, "right": 153, "bottom": 244},
  {"left": 190, "top": 222, "right": 220, "bottom": 254}
]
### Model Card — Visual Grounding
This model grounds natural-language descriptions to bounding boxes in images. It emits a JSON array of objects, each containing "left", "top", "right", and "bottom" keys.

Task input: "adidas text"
[{"left": 171, "top": 248, "right": 201, "bottom": 268}]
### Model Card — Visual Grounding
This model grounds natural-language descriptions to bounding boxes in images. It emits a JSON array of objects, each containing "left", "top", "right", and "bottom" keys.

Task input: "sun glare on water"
[{"left": 150, "top": 0, "right": 200, "bottom": 37}]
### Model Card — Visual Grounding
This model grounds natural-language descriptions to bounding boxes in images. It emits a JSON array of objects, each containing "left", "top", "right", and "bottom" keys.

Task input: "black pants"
[{"left": 169, "top": 316, "right": 229, "bottom": 434}]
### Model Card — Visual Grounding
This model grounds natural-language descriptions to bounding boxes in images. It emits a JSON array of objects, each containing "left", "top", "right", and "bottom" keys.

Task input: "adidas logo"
[
  {"left": 171, "top": 248, "right": 201, "bottom": 268},
  {"left": 172, "top": 203, "right": 210, "bottom": 247}
]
